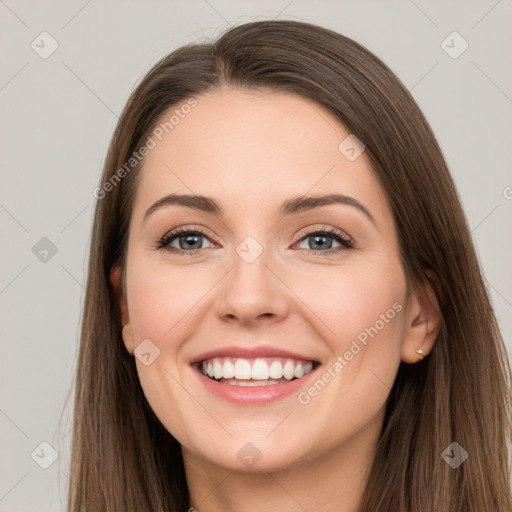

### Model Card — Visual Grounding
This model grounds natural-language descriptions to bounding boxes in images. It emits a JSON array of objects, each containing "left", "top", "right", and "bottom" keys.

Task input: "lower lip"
[{"left": 192, "top": 365, "right": 319, "bottom": 405}]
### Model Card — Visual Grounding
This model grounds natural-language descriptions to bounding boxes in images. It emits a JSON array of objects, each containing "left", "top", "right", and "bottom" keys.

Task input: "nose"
[{"left": 215, "top": 242, "right": 290, "bottom": 326}]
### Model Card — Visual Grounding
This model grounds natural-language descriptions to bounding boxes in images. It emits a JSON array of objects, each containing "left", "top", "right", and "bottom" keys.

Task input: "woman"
[{"left": 67, "top": 19, "right": 512, "bottom": 511}]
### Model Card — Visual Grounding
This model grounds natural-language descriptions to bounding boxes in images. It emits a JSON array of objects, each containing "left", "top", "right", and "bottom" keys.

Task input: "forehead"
[{"left": 133, "top": 88, "right": 390, "bottom": 224}]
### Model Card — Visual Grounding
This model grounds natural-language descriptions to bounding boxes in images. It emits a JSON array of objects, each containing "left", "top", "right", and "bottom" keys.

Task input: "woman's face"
[{"left": 118, "top": 87, "right": 419, "bottom": 473}]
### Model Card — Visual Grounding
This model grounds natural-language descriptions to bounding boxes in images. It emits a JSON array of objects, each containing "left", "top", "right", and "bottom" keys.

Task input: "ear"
[
  {"left": 110, "top": 266, "right": 135, "bottom": 355},
  {"left": 401, "top": 272, "right": 442, "bottom": 363}
]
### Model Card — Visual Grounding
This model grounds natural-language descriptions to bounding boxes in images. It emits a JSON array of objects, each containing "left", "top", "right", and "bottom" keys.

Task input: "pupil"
[
  {"left": 181, "top": 234, "right": 201, "bottom": 250},
  {"left": 311, "top": 235, "right": 332, "bottom": 250},
  {"left": 178, "top": 234, "right": 334, "bottom": 251}
]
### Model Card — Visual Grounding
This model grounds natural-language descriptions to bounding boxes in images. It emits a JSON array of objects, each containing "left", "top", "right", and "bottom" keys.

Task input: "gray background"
[{"left": 1, "top": 1, "right": 511, "bottom": 510}]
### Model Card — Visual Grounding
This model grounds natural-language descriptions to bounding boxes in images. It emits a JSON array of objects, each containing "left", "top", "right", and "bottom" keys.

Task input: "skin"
[{"left": 113, "top": 87, "right": 440, "bottom": 512}]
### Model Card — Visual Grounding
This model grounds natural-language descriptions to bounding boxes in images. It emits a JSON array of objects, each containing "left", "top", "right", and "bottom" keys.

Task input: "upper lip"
[{"left": 189, "top": 345, "right": 320, "bottom": 365}]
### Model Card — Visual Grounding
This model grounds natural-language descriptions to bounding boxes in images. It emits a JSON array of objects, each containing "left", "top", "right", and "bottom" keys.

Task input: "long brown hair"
[{"left": 65, "top": 19, "right": 512, "bottom": 511}]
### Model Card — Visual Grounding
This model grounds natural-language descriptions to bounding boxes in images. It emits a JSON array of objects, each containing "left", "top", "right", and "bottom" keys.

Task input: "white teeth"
[
  {"left": 251, "top": 360, "right": 270, "bottom": 380},
  {"left": 294, "top": 362, "right": 304, "bottom": 378},
  {"left": 200, "top": 356, "right": 315, "bottom": 382},
  {"left": 213, "top": 359, "right": 223, "bottom": 379},
  {"left": 223, "top": 359, "right": 235, "bottom": 378},
  {"left": 283, "top": 360, "right": 295, "bottom": 380},
  {"left": 234, "top": 359, "right": 252, "bottom": 379},
  {"left": 226, "top": 379, "right": 288, "bottom": 386},
  {"left": 269, "top": 360, "right": 283, "bottom": 379}
]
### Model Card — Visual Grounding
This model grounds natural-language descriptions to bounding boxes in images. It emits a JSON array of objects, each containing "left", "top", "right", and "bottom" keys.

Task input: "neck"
[{"left": 183, "top": 413, "right": 382, "bottom": 512}]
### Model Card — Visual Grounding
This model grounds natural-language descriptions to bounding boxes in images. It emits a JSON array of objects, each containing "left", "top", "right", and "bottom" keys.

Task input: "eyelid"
[
  {"left": 155, "top": 225, "right": 217, "bottom": 251},
  {"left": 295, "top": 224, "right": 352, "bottom": 241},
  {"left": 155, "top": 224, "right": 355, "bottom": 253}
]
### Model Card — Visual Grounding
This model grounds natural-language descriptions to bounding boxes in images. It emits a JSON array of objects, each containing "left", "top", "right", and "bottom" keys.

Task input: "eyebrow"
[{"left": 143, "top": 193, "right": 376, "bottom": 226}]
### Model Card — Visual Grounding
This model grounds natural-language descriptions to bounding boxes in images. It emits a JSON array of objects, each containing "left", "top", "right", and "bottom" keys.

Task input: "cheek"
[
  {"left": 288, "top": 256, "right": 406, "bottom": 352},
  {"left": 333, "top": 278, "right": 404, "bottom": 353},
  {"left": 289, "top": 260, "right": 406, "bottom": 448},
  {"left": 126, "top": 257, "right": 212, "bottom": 342},
  {"left": 287, "top": 255, "right": 407, "bottom": 415},
  {"left": 124, "top": 259, "right": 203, "bottom": 441}
]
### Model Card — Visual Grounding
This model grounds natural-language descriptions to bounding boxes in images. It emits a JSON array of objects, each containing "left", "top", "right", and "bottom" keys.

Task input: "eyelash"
[{"left": 154, "top": 226, "right": 354, "bottom": 256}]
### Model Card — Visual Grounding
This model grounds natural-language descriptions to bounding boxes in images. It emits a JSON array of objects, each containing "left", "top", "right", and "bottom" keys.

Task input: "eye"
[
  {"left": 294, "top": 227, "right": 353, "bottom": 253},
  {"left": 155, "top": 226, "right": 354, "bottom": 255},
  {"left": 155, "top": 227, "right": 215, "bottom": 254}
]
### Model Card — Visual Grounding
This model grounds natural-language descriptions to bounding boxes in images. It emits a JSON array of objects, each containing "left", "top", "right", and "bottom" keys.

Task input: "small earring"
[{"left": 415, "top": 349, "right": 425, "bottom": 360}]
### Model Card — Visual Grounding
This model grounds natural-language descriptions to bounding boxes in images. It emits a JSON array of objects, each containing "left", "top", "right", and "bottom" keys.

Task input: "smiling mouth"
[{"left": 198, "top": 356, "right": 318, "bottom": 386}]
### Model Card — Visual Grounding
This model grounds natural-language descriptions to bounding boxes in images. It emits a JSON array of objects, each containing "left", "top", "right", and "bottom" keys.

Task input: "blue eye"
[
  {"left": 155, "top": 227, "right": 354, "bottom": 255},
  {"left": 156, "top": 228, "right": 214, "bottom": 253},
  {"left": 295, "top": 228, "right": 353, "bottom": 252}
]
